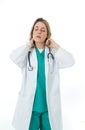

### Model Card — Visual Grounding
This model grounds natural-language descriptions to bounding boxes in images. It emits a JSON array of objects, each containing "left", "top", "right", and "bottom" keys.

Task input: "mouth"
[{"left": 36, "top": 36, "right": 41, "bottom": 38}]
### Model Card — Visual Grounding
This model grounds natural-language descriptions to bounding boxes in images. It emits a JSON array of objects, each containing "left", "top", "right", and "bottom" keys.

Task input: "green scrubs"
[
  {"left": 29, "top": 111, "right": 51, "bottom": 130},
  {"left": 33, "top": 47, "right": 47, "bottom": 112},
  {"left": 29, "top": 47, "right": 51, "bottom": 130}
]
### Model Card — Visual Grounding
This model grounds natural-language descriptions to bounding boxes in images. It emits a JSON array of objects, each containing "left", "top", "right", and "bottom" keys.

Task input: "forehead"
[{"left": 34, "top": 22, "right": 47, "bottom": 29}]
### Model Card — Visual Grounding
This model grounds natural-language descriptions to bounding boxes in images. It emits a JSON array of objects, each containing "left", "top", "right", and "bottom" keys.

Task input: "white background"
[{"left": 0, "top": 0, "right": 85, "bottom": 130}]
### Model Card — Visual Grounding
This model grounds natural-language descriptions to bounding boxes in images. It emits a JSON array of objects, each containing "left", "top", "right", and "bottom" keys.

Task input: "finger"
[
  {"left": 46, "top": 39, "right": 50, "bottom": 46},
  {"left": 30, "top": 39, "right": 35, "bottom": 47}
]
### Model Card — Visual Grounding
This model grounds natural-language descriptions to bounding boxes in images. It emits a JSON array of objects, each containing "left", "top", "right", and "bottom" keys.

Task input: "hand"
[
  {"left": 30, "top": 38, "right": 35, "bottom": 47},
  {"left": 45, "top": 38, "right": 60, "bottom": 49}
]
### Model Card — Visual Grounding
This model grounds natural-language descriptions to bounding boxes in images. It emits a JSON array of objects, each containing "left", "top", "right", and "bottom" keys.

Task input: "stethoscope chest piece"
[{"left": 28, "top": 66, "right": 33, "bottom": 71}]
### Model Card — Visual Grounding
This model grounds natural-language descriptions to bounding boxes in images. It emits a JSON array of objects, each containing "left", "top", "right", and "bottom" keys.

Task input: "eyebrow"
[{"left": 34, "top": 26, "right": 46, "bottom": 29}]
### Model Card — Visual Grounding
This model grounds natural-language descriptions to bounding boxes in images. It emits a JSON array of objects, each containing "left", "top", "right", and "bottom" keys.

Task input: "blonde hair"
[{"left": 29, "top": 18, "right": 51, "bottom": 40}]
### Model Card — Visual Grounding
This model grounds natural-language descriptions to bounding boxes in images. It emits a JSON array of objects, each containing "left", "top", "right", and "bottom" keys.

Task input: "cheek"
[
  {"left": 42, "top": 33, "right": 47, "bottom": 39},
  {"left": 33, "top": 31, "right": 36, "bottom": 36},
  {"left": 32, "top": 32, "right": 36, "bottom": 39}
]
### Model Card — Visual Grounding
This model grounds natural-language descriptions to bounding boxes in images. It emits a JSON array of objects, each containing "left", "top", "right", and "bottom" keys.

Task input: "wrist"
[{"left": 55, "top": 44, "right": 60, "bottom": 50}]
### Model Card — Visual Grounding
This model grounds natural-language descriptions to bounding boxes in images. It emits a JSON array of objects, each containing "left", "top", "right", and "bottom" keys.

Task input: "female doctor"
[{"left": 10, "top": 18, "right": 75, "bottom": 130}]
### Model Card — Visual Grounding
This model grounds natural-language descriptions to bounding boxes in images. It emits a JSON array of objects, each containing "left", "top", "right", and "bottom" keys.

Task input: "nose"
[{"left": 38, "top": 29, "right": 41, "bottom": 34}]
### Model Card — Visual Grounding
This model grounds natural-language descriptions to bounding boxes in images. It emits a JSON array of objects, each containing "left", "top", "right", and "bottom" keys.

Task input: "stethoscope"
[{"left": 28, "top": 47, "right": 54, "bottom": 71}]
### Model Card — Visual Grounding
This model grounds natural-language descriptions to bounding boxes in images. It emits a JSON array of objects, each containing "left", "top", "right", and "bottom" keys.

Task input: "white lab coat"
[{"left": 10, "top": 42, "right": 74, "bottom": 130}]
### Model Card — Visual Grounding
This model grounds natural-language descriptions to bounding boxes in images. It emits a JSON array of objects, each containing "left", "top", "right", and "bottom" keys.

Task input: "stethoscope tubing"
[
  {"left": 28, "top": 47, "right": 54, "bottom": 71},
  {"left": 28, "top": 51, "right": 33, "bottom": 71}
]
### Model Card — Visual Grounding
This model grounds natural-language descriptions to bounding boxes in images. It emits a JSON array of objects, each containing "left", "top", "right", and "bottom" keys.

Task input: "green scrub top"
[{"left": 32, "top": 46, "right": 48, "bottom": 112}]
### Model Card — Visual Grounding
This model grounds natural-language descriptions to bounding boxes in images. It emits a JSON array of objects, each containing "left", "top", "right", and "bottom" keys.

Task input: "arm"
[
  {"left": 10, "top": 42, "right": 31, "bottom": 68},
  {"left": 54, "top": 47, "right": 75, "bottom": 68},
  {"left": 46, "top": 38, "right": 75, "bottom": 68}
]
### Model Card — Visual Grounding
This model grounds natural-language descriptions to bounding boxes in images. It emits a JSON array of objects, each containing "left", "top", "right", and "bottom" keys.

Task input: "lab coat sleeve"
[
  {"left": 10, "top": 42, "right": 31, "bottom": 68},
  {"left": 54, "top": 47, "right": 75, "bottom": 68}
]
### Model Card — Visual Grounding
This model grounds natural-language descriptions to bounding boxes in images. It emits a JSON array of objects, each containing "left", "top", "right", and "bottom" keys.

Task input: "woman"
[{"left": 10, "top": 18, "right": 75, "bottom": 130}]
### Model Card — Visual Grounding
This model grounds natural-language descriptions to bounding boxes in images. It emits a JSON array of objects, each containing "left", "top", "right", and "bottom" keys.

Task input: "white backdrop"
[{"left": 0, "top": 0, "right": 85, "bottom": 130}]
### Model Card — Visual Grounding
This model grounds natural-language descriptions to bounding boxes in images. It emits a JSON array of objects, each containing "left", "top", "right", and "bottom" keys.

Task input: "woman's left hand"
[{"left": 45, "top": 38, "right": 60, "bottom": 49}]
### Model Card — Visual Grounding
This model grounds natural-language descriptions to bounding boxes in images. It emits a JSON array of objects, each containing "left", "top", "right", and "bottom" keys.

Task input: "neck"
[{"left": 35, "top": 42, "right": 45, "bottom": 49}]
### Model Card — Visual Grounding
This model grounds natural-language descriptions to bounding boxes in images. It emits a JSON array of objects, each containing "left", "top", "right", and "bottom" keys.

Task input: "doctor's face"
[{"left": 33, "top": 22, "right": 47, "bottom": 44}]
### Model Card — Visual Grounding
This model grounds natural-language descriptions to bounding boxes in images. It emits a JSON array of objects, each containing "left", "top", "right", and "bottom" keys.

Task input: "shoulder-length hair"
[{"left": 29, "top": 18, "right": 51, "bottom": 40}]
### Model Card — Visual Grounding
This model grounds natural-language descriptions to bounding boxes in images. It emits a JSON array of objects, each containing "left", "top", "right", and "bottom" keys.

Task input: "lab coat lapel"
[
  {"left": 45, "top": 47, "right": 49, "bottom": 86},
  {"left": 31, "top": 47, "right": 37, "bottom": 70}
]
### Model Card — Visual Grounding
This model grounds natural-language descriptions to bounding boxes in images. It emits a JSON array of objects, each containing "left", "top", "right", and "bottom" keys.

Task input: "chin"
[{"left": 35, "top": 40, "right": 44, "bottom": 44}]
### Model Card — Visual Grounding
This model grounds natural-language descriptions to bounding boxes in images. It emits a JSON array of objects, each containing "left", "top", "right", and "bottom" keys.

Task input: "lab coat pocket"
[
  {"left": 12, "top": 95, "right": 30, "bottom": 129},
  {"left": 14, "top": 95, "right": 28, "bottom": 116}
]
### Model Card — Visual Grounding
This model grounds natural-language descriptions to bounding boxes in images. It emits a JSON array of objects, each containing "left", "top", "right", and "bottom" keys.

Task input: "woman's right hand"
[{"left": 30, "top": 38, "right": 35, "bottom": 47}]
